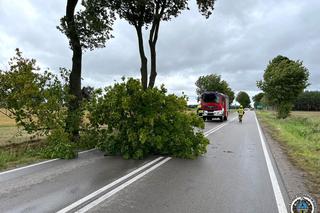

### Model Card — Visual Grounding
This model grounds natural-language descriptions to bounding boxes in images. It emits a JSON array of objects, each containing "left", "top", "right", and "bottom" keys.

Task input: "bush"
[
  {"left": 0, "top": 49, "right": 70, "bottom": 135},
  {"left": 41, "top": 128, "right": 77, "bottom": 159},
  {"left": 87, "top": 78, "right": 209, "bottom": 159}
]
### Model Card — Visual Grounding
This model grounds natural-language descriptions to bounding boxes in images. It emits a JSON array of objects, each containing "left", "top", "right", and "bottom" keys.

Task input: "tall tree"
[
  {"left": 252, "top": 92, "right": 264, "bottom": 109},
  {"left": 195, "top": 74, "right": 235, "bottom": 104},
  {"left": 257, "top": 55, "right": 309, "bottom": 118},
  {"left": 98, "top": 0, "right": 216, "bottom": 89},
  {"left": 236, "top": 91, "right": 251, "bottom": 108},
  {"left": 58, "top": 0, "right": 114, "bottom": 140}
]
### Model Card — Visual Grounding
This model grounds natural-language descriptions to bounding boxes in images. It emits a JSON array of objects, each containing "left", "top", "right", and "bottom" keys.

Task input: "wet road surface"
[{"left": 0, "top": 112, "right": 289, "bottom": 213}]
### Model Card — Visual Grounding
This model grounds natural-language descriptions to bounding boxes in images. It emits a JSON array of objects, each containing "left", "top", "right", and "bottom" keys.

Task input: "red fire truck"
[{"left": 197, "top": 92, "right": 229, "bottom": 122}]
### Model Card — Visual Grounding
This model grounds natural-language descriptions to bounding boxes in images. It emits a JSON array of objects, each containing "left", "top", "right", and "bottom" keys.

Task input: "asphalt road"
[{"left": 0, "top": 111, "right": 290, "bottom": 213}]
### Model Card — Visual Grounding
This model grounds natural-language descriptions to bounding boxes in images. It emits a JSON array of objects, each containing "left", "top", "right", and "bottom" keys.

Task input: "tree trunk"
[
  {"left": 148, "top": 22, "right": 158, "bottom": 88},
  {"left": 65, "top": 0, "right": 82, "bottom": 141},
  {"left": 148, "top": 7, "right": 162, "bottom": 88},
  {"left": 135, "top": 25, "right": 148, "bottom": 89}
]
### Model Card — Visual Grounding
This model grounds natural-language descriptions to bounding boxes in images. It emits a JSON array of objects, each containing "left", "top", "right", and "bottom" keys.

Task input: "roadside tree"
[
  {"left": 253, "top": 92, "right": 264, "bottom": 109},
  {"left": 195, "top": 74, "right": 235, "bottom": 104},
  {"left": 257, "top": 55, "right": 309, "bottom": 118},
  {"left": 86, "top": 0, "right": 216, "bottom": 89},
  {"left": 0, "top": 50, "right": 77, "bottom": 159},
  {"left": 58, "top": 0, "right": 115, "bottom": 140},
  {"left": 236, "top": 91, "right": 251, "bottom": 108},
  {"left": 0, "top": 49, "right": 67, "bottom": 135}
]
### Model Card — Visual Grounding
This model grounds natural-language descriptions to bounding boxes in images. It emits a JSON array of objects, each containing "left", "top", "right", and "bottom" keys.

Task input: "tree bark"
[
  {"left": 148, "top": 18, "right": 160, "bottom": 88},
  {"left": 65, "top": 0, "right": 82, "bottom": 141},
  {"left": 135, "top": 25, "right": 148, "bottom": 89},
  {"left": 148, "top": 1, "right": 165, "bottom": 88}
]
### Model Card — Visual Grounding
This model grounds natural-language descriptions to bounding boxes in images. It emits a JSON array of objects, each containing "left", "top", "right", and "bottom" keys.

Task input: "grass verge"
[
  {"left": 256, "top": 110, "right": 320, "bottom": 197},
  {"left": 0, "top": 142, "right": 47, "bottom": 171},
  {"left": 0, "top": 140, "right": 96, "bottom": 172}
]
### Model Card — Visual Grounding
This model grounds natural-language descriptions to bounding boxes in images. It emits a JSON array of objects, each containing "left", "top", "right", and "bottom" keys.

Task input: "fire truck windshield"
[{"left": 202, "top": 93, "right": 219, "bottom": 103}]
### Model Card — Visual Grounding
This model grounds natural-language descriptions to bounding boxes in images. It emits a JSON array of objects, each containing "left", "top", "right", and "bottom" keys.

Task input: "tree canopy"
[
  {"left": 236, "top": 91, "right": 251, "bottom": 108},
  {"left": 195, "top": 74, "right": 235, "bottom": 104},
  {"left": 257, "top": 55, "right": 309, "bottom": 118},
  {"left": 85, "top": 0, "right": 216, "bottom": 89},
  {"left": 253, "top": 92, "right": 264, "bottom": 109},
  {"left": 0, "top": 49, "right": 68, "bottom": 135},
  {"left": 58, "top": 0, "right": 115, "bottom": 51},
  {"left": 294, "top": 91, "right": 320, "bottom": 111}
]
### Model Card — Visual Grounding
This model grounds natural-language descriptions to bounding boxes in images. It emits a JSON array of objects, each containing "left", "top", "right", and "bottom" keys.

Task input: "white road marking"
[
  {"left": 204, "top": 123, "right": 228, "bottom": 137},
  {"left": 254, "top": 113, "right": 288, "bottom": 213},
  {"left": 204, "top": 117, "right": 236, "bottom": 137},
  {"left": 57, "top": 157, "right": 165, "bottom": 213},
  {"left": 0, "top": 159, "right": 59, "bottom": 176},
  {"left": 0, "top": 148, "right": 96, "bottom": 176},
  {"left": 78, "top": 148, "right": 97, "bottom": 154},
  {"left": 75, "top": 157, "right": 172, "bottom": 213},
  {"left": 66, "top": 117, "right": 235, "bottom": 212}
]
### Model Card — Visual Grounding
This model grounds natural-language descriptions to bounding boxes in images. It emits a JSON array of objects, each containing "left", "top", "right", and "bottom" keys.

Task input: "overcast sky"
[{"left": 0, "top": 0, "right": 319, "bottom": 104}]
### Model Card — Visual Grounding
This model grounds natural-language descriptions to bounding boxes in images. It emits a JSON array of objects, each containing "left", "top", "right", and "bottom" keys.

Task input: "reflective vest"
[{"left": 237, "top": 108, "right": 245, "bottom": 116}]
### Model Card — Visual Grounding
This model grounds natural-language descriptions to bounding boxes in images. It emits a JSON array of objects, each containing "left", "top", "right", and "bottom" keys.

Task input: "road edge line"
[
  {"left": 75, "top": 157, "right": 172, "bottom": 213},
  {"left": 57, "top": 156, "right": 164, "bottom": 213},
  {"left": 254, "top": 112, "right": 288, "bottom": 213},
  {"left": 0, "top": 148, "right": 96, "bottom": 176},
  {"left": 204, "top": 117, "right": 236, "bottom": 137}
]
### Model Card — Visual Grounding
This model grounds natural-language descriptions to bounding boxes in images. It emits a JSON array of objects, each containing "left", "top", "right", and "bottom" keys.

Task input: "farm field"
[{"left": 0, "top": 110, "right": 42, "bottom": 147}]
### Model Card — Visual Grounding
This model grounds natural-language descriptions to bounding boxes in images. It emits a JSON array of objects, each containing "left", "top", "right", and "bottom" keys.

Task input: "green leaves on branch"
[
  {"left": 87, "top": 78, "right": 209, "bottom": 159},
  {"left": 42, "top": 128, "right": 77, "bottom": 159},
  {"left": 58, "top": 0, "right": 115, "bottom": 51},
  {"left": 257, "top": 55, "right": 309, "bottom": 119},
  {"left": 195, "top": 74, "right": 235, "bottom": 104},
  {"left": 0, "top": 49, "right": 69, "bottom": 135},
  {"left": 0, "top": 50, "right": 209, "bottom": 160},
  {"left": 0, "top": 50, "right": 79, "bottom": 159}
]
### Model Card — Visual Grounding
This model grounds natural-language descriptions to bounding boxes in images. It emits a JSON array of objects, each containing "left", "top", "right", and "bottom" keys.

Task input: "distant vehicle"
[{"left": 197, "top": 92, "right": 229, "bottom": 122}]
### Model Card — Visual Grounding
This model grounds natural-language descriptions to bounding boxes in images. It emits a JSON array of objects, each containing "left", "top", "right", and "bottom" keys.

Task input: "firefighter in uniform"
[{"left": 237, "top": 105, "right": 245, "bottom": 122}]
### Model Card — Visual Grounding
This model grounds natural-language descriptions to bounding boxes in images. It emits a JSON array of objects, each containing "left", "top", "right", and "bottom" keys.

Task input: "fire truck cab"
[{"left": 197, "top": 92, "right": 229, "bottom": 122}]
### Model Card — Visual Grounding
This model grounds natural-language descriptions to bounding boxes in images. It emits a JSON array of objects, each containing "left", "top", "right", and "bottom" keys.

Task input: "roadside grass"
[
  {"left": 256, "top": 110, "right": 320, "bottom": 195},
  {"left": 0, "top": 111, "right": 95, "bottom": 171},
  {"left": 0, "top": 137, "right": 97, "bottom": 172},
  {"left": 0, "top": 143, "right": 47, "bottom": 171}
]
